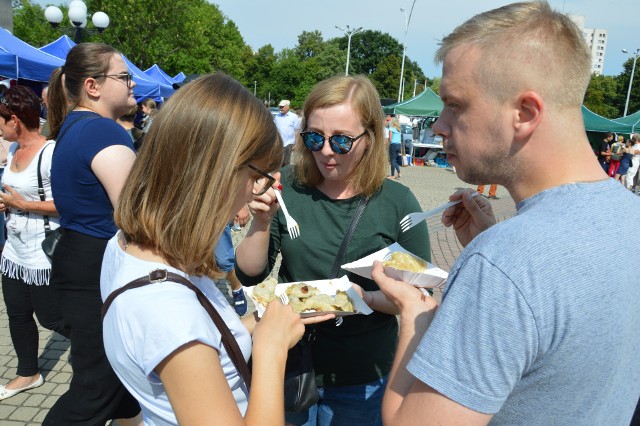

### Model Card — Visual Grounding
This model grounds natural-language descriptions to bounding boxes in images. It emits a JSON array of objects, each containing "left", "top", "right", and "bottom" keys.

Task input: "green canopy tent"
[
  {"left": 383, "top": 88, "right": 443, "bottom": 116},
  {"left": 611, "top": 110, "right": 640, "bottom": 133},
  {"left": 582, "top": 105, "right": 633, "bottom": 133}
]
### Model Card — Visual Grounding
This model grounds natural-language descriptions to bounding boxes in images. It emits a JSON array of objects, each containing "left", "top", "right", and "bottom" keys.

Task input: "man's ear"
[
  {"left": 83, "top": 77, "right": 101, "bottom": 98},
  {"left": 513, "top": 91, "right": 543, "bottom": 141}
]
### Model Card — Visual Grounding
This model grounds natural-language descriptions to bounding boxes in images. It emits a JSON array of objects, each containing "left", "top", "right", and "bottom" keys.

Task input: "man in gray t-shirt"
[{"left": 372, "top": 2, "right": 640, "bottom": 425}]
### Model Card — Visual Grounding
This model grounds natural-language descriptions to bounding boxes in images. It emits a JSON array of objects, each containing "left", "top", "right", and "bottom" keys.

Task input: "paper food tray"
[
  {"left": 244, "top": 275, "right": 373, "bottom": 318},
  {"left": 341, "top": 242, "right": 448, "bottom": 288}
]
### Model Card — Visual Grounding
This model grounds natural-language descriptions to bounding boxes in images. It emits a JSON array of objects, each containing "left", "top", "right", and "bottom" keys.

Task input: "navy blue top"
[{"left": 51, "top": 111, "right": 135, "bottom": 239}]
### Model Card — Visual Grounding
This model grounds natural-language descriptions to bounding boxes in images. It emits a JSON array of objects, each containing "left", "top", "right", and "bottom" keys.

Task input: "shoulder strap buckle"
[{"left": 148, "top": 269, "right": 168, "bottom": 283}]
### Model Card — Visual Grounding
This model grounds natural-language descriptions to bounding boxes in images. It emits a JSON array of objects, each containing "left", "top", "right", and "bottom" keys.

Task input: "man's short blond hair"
[{"left": 436, "top": 1, "right": 592, "bottom": 107}]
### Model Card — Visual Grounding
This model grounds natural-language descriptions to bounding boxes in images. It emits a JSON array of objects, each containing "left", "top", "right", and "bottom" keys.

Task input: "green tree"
[
  {"left": 370, "top": 54, "right": 402, "bottom": 98},
  {"left": 584, "top": 74, "right": 621, "bottom": 118},
  {"left": 618, "top": 57, "right": 640, "bottom": 116},
  {"left": 12, "top": 0, "right": 65, "bottom": 47}
]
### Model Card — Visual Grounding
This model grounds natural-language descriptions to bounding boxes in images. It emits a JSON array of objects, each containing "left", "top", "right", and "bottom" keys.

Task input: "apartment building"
[{"left": 570, "top": 15, "right": 607, "bottom": 75}]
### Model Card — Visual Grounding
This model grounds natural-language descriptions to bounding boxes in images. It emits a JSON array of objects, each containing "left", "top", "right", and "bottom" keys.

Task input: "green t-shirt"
[{"left": 237, "top": 173, "right": 430, "bottom": 387}]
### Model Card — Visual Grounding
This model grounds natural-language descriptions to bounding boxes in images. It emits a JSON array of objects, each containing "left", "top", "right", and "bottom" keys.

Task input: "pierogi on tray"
[{"left": 243, "top": 276, "right": 370, "bottom": 318}]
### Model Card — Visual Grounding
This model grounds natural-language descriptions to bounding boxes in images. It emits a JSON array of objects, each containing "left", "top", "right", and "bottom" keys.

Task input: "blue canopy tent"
[
  {"left": 144, "top": 64, "right": 179, "bottom": 85},
  {"left": 0, "top": 28, "right": 63, "bottom": 82},
  {"left": 38, "top": 35, "right": 174, "bottom": 100},
  {"left": 39, "top": 35, "right": 75, "bottom": 61},
  {"left": 173, "top": 72, "right": 186, "bottom": 83}
]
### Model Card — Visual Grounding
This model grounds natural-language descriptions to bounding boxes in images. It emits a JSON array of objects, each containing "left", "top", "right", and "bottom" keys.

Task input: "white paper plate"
[{"left": 341, "top": 243, "right": 448, "bottom": 288}]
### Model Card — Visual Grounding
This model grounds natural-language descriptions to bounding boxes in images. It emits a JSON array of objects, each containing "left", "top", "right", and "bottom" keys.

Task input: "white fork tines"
[
  {"left": 400, "top": 193, "right": 479, "bottom": 233},
  {"left": 274, "top": 189, "right": 300, "bottom": 239},
  {"left": 278, "top": 292, "right": 289, "bottom": 305}
]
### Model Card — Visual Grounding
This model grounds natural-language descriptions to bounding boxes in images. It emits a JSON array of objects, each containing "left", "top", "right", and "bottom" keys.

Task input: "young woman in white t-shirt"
[{"left": 101, "top": 73, "right": 333, "bottom": 426}]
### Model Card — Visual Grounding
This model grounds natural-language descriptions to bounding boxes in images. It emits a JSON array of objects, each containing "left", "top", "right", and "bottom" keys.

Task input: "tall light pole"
[
  {"left": 336, "top": 25, "right": 363, "bottom": 76},
  {"left": 622, "top": 48, "right": 640, "bottom": 117},
  {"left": 45, "top": 0, "right": 109, "bottom": 44},
  {"left": 397, "top": 0, "right": 417, "bottom": 102},
  {"left": 254, "top": 81, "right": 257, "bottom": 96}
]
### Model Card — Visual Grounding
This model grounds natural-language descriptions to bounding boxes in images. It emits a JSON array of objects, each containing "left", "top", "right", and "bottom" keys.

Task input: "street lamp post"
[
  {"left": 254, "top": 81, "right": 257, "bottom": 96},
  {"left": 622, "top": 48, "right": 640, "bottom": 117},
  {"left": 335, "top": 25, "right": 363, "bottom": 76},
  {"left": 45, "top": 0, "right": 109, "bottom": 44},
  {"left": 397, "top": 0, "right": 417, "bottom": 102}
]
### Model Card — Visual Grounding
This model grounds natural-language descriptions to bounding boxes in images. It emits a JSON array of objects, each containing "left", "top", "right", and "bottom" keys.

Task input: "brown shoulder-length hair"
[
  {"left": 116, "top": 73, "right": 282, "bottom": 278},
  {"left": 0, "top": 86, "right": 41, "bottom": 130},
  {"left": 47, "top": 43, "right": 118, "bottom": 139},
  {"left": 294, "top": 75, "right": 387, "bottom": 197}
]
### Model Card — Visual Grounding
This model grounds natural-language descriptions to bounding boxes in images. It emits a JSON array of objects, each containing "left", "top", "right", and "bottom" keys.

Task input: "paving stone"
[{"left": 8, "top": 405, "right": 36, "bottom": 422}]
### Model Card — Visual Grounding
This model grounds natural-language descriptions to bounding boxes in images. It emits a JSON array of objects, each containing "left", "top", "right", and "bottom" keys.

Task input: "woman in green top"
[{"left": 235, "top": 75, "right": 430, "bottom": 426}]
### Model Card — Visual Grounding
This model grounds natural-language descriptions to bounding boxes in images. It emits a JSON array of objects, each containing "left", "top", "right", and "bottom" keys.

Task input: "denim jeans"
[{"left": 285, "top": 376, "right": 387, "bottom": 426}]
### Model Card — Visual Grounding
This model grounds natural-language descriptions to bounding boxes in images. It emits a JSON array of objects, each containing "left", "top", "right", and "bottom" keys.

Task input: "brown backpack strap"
[{"left": 102, "top": 269, "right": 252, "bottom": 389}]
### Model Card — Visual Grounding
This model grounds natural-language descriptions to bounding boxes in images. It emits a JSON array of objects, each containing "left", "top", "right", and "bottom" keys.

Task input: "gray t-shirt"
[{"left": 408, "top": 179, "right": 640, "bottom": 425}]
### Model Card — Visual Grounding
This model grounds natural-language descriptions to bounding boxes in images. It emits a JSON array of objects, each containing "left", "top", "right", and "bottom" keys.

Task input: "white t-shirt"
[
  {"left": 100, "top": 235, "right": 252, "bottom": 426},
  {"left": 1, "top": 141, "right": 59, "bottom": 284}
]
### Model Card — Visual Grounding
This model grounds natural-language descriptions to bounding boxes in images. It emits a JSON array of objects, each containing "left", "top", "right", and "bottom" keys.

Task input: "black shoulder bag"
[
  {"left": 101, "top": 269, "right": 252, "bottom": 389},
  {"left": 284, "top": 195, "right": 370, "bottom": 413},
  {"left": 37, "top": 143, "right": 60, "bottom": 261},
  {"left": 40, "top": 114, "right": 95, "bottom": 261}
]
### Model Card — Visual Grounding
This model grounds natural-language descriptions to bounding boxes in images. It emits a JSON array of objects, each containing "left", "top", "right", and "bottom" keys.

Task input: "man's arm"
[{"left": 371, "top": 263, "right": 493, "bottom": 425}]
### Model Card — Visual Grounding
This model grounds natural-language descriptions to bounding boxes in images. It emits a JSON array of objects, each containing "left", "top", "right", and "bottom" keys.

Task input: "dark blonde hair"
[
  {"left": 47, "top": 43, "right": 118, "bottom": 139},
  {"left": 436, "top": 1, "right": 591, "bottom": 107},
  {"left": 294, "top": 76, "right": 387, "bottom": 197},
  {"left": 116, "top": 73, "right": 282, "bottom": 277}
]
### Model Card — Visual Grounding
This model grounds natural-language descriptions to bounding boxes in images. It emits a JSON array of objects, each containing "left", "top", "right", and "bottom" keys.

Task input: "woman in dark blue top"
[{"left": 43, "top": 43, "right": 140, "bottom": 426}]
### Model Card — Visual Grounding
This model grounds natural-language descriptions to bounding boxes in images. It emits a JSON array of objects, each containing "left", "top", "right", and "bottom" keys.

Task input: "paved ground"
[{"left": 0, "top": 164, "right": 517, "bottom": 424}]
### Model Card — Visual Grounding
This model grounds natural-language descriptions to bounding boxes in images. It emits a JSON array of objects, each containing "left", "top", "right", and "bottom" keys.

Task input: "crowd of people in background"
[
  {"left": 598, "top": 131, "right": 640, "bottom": 192},
  {"left": 0, "top": 1, "right": 638, "bottom": 425}
]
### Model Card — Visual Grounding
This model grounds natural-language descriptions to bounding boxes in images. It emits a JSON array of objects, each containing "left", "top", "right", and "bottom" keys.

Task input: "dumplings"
[
  {"left": 382, "top": 251, "right": 427, "bottom": 273},
  {"left": 252, "top": 277, "right": 278, "bottom": 305},
  {"left": 253, "top": 280, "right": 355, "bottom": 313}
]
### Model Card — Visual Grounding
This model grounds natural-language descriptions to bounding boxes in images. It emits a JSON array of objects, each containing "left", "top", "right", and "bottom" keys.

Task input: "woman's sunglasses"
[{"left": 300, "top": 130, "right": 367, "bottom": 154}]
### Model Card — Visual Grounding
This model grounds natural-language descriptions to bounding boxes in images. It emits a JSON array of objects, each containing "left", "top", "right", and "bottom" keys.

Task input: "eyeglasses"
[
  {"left": 247, "top": 164, "right": 277, "bottom": 196},
  {"left": 92, "top": 72, "right": 134, "bottom": 87},
  {"left": 300, "top": 130, "right": 367, "bottom": 154}
]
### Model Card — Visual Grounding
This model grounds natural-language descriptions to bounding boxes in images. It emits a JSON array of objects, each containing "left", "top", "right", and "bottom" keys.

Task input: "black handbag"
[
  {"left": 35, "top": 143, "right": 60, "bottom": 261},
  {"left": 283, "top": 195, "right": 369, "bottom": 412},
  {"left": 39, "top": 114, "right": 95, "bottom": 261}
]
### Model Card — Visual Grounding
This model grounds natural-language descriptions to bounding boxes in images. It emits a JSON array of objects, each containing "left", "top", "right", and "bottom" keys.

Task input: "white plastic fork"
[
  {"left": 274, "top": 189, "right": 300, "bottom": 239},
  {"left": 400, "top": 192, "right": 479, "bottom": 232}
]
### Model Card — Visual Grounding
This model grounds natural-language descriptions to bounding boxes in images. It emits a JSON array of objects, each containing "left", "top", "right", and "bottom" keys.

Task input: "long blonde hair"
[
  {"left": 116, "top": 73, "right": 282, "bottom": 277},
  {"left": 294, "top": 75, "right": 387, "bottom": 197}
]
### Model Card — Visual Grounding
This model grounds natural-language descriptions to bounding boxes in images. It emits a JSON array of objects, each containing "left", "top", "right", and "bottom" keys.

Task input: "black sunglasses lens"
[
  {"left": 302, "top": 132, "right": 324, "bottom": 151},
  {"left": 329, "top": 135, "right": 353, "bottom": 154}
]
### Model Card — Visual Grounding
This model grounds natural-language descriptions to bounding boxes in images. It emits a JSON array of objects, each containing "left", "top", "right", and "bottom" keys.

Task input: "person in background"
[
  {"left": 274, "top": 99, "right": 301, "bottom": 166},
  {"left": 608, "top": 134, "right": 624, "bottom": 178},
  {"left": 44, "top": 42, "right": 141, "bottom": 425},
  {"left": 40, "top": 86, "right": 50, "bottom": 138},
  {"left": 625, "top": 133, "right": 640, "bottom": 193},
  {"left": 0, "top": 86, "right": 69, "bottom": 400},
  {"left": 101, "top": 73, "right": 331, "bottom": 425},
  {"left": 236, "top": 75, "right": 430, "bottom": 426},
  {"left": 615, "top": 138, "right": 634, "bottom": 186},
  {"left": 374, "top": 2, "right": 640, "bottom": 424},
  {"left": 476, "top": 184, "right": 499, "bottom": 200},
  {"left": 117, "top": 106, "right": 145, "bottom": 151},
  {"left": 214, "top": 206, "right": 251, "bottom": 316},
  {"left": 597, "top": 132, "right": 613, "bottom": 172},
  {"left": 139, "top": 98, "right": 157, "bottom": 133},
  {"left": 388, "top": 117, "right": 402, "bottom": 179}
]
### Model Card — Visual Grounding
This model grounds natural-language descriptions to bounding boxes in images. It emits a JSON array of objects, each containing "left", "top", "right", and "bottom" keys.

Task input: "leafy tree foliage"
[{"left": 584, "top": 74, "right": 621, "bottom": 118}]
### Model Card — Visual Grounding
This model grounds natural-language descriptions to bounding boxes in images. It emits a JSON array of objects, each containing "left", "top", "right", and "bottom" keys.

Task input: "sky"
[
  {"left": 34, "top": 0, "right": 637, "bottom": 78},
  {"left": 207, "top": 0, "right": 637, "bottom": 78}
]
